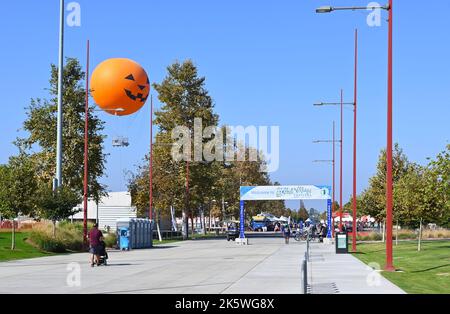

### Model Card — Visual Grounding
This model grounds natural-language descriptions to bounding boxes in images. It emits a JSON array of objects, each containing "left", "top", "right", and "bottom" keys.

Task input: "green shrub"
[
  {"left": 104, "top": 233, "right": 117, "bottom": 248},
  {"left": 356, "top": 232, "right": 383, "bottom": 241},
  {"left": 397, "top": 232, "right": 417, "bottom": 240},
  {"left": 29, "top": 221, "right": 85, "bottom": 253},
  {"left": 30, "top": 230, "right": 66, "bottom": 253}
]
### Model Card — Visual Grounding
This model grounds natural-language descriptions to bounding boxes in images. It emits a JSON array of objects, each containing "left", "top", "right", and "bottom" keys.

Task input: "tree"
[
  {"left": 0, "top": 151, "right": 38, "bottom": 249},
  {"left": 428, "top": 144, "right": 450, "bottom": 228},
  {"left": 131, "top": 60, "right": 219, "bottom": 240},
  {"left": 298, "top": 207, "right": 309, "bottom": 222},
  {"left": 359, "top": 144, "right": 410, "bottom": 222},
  {"left": 36, "top": 185, "right": 81, "bottom": 237},
  {"left": 19, "top": 58, "right": 107, "bottom": 202}
]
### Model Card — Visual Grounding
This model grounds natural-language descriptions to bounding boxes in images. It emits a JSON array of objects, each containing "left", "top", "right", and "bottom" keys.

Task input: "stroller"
[{"left": 97, "top": 241, "right": 109, "bottom": 266}]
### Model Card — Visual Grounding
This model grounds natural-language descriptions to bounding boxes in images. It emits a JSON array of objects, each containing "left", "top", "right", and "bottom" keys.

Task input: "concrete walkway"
[
  {"left": 0, "top": 238, "right": 404, "bottom": 294},
  {"left": 307, "top": 241, "right": 406, "bottom": 294}
]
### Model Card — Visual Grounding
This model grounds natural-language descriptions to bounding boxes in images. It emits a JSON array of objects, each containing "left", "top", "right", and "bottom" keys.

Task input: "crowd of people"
[{"left": 278, "top": 219, "right": 329, "bottom": 244}]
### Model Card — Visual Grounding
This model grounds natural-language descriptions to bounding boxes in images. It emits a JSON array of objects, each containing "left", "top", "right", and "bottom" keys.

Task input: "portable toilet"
[
  {"left": 116, "top": 218, "right": 153, "bottom": 249},
  {"left": 119, "top": 227, "right": 130, "bottom": 251}
]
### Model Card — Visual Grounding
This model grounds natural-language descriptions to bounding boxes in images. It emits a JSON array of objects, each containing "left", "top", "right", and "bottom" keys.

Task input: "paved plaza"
[{"left": 0, "top": 238, "right": 405, "bottom": 294}]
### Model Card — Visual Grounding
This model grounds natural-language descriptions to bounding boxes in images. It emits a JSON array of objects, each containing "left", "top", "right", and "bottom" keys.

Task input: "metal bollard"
[
  {"left": 302, "top": 255, "right": 308, "bottom": 294},
  {"left": 306, "top": 236, "right": 310, "bottom": 262}
]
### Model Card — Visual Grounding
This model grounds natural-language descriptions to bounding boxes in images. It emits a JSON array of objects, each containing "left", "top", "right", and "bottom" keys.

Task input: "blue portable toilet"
[
  {"left": 116, "top": 218, "right": 153, "bottom": 250},
  {"left": 119, "top": 227, "right": 130, "bottom": 251}
]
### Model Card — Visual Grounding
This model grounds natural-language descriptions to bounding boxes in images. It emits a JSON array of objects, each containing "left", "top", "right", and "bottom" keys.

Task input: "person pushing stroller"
[{"left": 88, "top": 223, "right": 108, "bottom": 267}]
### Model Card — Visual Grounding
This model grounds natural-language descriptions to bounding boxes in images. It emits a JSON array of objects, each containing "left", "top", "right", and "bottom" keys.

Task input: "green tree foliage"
[
  {"left": 427, "top": 144, "right": 450, "bottom": 227},
  {"left": 19, "top": 58, "right": 107, "bottom": 202},
  {"left": 298, "top": 207, "right": 309, "bottom": 222},
  {"left": 35, "top": 185, "right": 81, "bottom": 237},
  {"left": 129, "top": 61, "right": 286, "bottom": 238},
  {"left": 358, "top": 143, "right": 449, "bottom": 228},
  {"left": 0, "top": 150, "right": 38, "bottom": 249},
  {"left": 359, "top": 144, "right": 410, "bottom": 221}
]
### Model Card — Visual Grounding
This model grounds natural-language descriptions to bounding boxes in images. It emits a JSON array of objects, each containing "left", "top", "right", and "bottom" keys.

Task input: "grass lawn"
[
  {"left": 353, "top": 240, "right": 450, "bottom": 294},
  {"left": 0, "top": 231, "right": 54, "bottom": 262}
]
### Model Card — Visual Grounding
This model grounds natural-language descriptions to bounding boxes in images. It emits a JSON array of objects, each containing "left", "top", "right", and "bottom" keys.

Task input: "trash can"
[
  {"left": 119, "top": 227, "right": 130, "bottom": 251},
  {"left": 335, "top": 232, "right": 349, "bottom": 254}
]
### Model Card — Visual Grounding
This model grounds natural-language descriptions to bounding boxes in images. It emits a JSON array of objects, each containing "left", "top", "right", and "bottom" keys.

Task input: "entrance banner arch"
[{"left": 239, "top": 186, "right": 333, "bottom": 241}]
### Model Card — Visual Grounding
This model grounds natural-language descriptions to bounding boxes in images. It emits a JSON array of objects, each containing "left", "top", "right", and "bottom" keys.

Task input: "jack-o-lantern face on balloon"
[{"left": 91, "top": 58, "right": 149, "bottom": 116}]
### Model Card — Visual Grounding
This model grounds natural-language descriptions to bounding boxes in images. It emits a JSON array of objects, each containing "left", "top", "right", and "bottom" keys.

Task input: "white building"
[{"left": 72, "top": 192, "right": 137, "bottom": 232}]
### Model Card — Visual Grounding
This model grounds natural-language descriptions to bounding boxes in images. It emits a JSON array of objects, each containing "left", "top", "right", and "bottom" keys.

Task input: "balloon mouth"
[{"left": 124, "top": 89, "right": 149, "bottom": 102}]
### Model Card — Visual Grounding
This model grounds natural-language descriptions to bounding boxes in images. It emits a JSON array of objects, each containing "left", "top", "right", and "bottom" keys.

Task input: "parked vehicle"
[
  {"left": 250, "top": 215, "right": 271, "bottom": 232},
  {"left": 227, "top": 221, "right": 240, "bottom": 241}
]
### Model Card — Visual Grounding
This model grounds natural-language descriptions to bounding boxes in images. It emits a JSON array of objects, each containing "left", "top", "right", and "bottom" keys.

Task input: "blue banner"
[
  {"left": 240, "top": 201, "right": 245, "bottom": 239},
  {"left": 327, "top": 199, "right": 332, "bottom": 238}
]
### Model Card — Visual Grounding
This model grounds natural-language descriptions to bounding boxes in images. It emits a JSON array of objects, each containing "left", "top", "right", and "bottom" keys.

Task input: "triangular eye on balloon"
[{"left": 125, "top": 74, "right": 135, "bottom": 81}]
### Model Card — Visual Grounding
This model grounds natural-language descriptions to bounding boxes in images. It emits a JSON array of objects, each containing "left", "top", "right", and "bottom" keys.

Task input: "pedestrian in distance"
[{"left": 283, "top": 224, "right": 291, "bottom": 244}]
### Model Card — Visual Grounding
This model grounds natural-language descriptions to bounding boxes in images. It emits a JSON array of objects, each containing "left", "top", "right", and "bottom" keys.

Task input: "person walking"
[
  {"left": 283, "top": 224, "right": 291, "bottom": 244},
  {"left": 88, "top": 223, "right": 104, "bottom": 267}
]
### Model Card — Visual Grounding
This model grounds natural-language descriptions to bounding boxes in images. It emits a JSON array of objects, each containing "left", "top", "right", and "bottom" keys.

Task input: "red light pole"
[
  {"left": 314, "top": 95, "right": 352, "bottom": 234},
  {"left": 313, "top": 121, "right": 340, "bottom": 238},
  {"left": 315, "top": 1, "right": 394, "bottom": 271},
  {"left": 385, "top": 0, "right": 395, "bottom": 271},
  {"left": 83, "top": 41, "right": 125, "bottom": 244},
  {"left": 149, "top": 95, "right": 153, "bottom": 222}
]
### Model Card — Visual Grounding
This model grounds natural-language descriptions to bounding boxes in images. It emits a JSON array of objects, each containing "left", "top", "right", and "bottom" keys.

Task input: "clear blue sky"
[{"left": 1, "top": 1, "right": 449, "bottom": 212}]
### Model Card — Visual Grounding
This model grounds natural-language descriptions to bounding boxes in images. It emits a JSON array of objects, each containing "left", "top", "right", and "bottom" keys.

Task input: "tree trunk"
[
  {"left": 418, "top": 218, "right": 423, "bottom": 252},
  {"left": 156, "top": 218, "right": 163, "bottom": 242},
  {"left": 201, "top": 207, "right": 206, "bottom": 235},
  {"left": 382, "top": 221, "right": 385, "bottom": 243},
  {"left": 396, "top": 219, "right": 399, "bottom": 246},
  {"left": 209, "top": 213, "right": 212, "bottom": 231},
  {"left": 11, "top": 218, "right": 16, "bottom": 250},
  {"left": 190, "top": 213, "right": 194, "bottom": 237},
  {"left": 182, "top": 210, "right": 188, "bottom": 240}
]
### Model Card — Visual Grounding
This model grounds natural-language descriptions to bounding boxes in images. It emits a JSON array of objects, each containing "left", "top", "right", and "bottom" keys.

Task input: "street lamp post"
[
  {"left": 315, "top": 0, "right": 394, "bottom": 271},
  {"left": 83, "top": 39, "right": 90, "bottom": 245},
  {"left": 352, "top": 29, "right": 358, "bottom": 252},
  {"left": 340, "top": 90, "right": 343, "bottom": 233},
  {"left": 314, "top": 93, "right": 352, "bottom": 232},
  {"left": 313, "top": 121, "right": 340, "bottom": 238},
  {"left": 314, "top": 30, "right": 359, "bottom": 249},
  {"left": 54, "top": 0, "right": 65, "bottom": 191},
  {"left": 149, "top": 95, "right": 153, "bottom": 222}
]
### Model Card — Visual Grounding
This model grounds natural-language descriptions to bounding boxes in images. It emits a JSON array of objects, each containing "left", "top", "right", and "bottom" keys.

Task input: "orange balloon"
[{"left": 91, "top": 58, "right": 149, "bottom": 116}]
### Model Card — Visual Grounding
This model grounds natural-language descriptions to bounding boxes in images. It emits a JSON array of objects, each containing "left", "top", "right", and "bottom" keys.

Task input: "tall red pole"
[
  {"left": 332, "top": 121, "right": 336, "bottom": 238},
  {"left": 339, "top": 89, "right": 343, "bottom": 232},
  {"left": 352, "top": 29, "right": 358, "bottom": 252},
  {"left": 83, "top": 40, "right": 90, "bottom": 245},
  {"left": 149, "top": 95, "right": 153, "bottom": 221},
  {"left": 385, "top": 0, "right": 395, "bottom": 271}
]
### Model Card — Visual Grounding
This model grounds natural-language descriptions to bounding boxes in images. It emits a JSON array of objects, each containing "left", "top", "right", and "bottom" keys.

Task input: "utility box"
[
  {"left": 335, "top": 232, "right": 349, "bottom": 254},
  {"left": 116, "top": 218, "right": 153, "bottom": 250}
]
